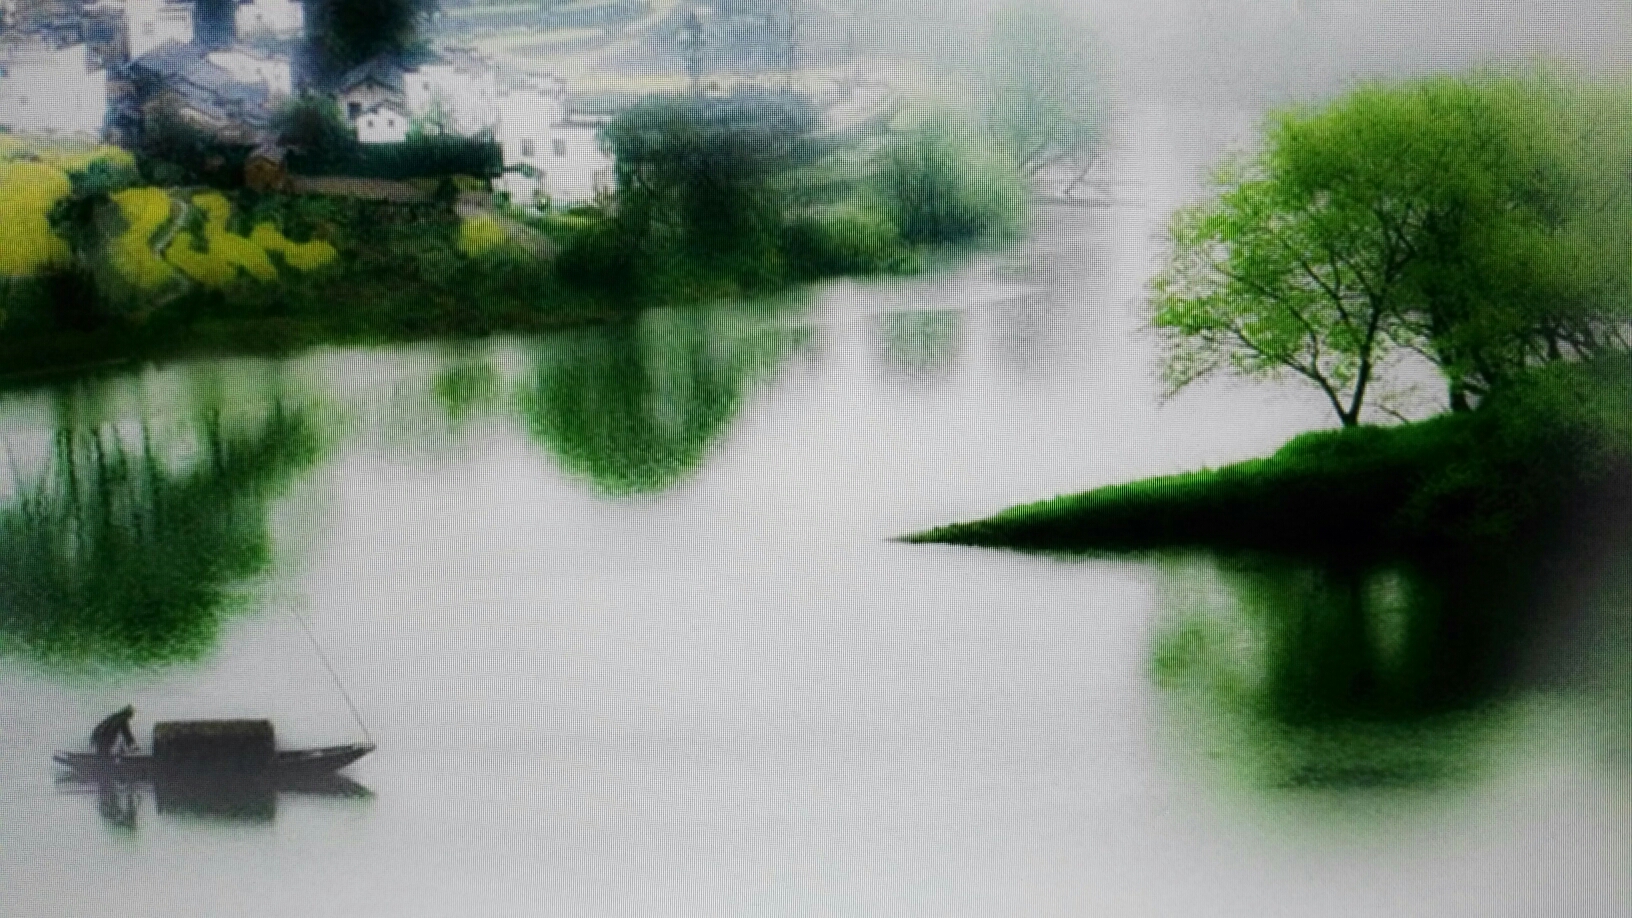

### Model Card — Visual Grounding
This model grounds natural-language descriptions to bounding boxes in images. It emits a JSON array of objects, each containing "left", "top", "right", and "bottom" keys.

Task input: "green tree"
[
  {"left": 597, "top": 91, "right": 819, "bottom": 287},
  {"left": 981, "top": 1, "right": 1104, "bottom": 185},
  {"left": 1153, "top": 72, "right": 1632, "bottom": 425},
  {"left": 306, "top": 0, "right": 439, "bottom": 75},
  {"left": 273, "top": 94, "right": 356, "bottom": 162},
  {"left": 876, "top": 109, "right": 1026, "bottom": 246}
]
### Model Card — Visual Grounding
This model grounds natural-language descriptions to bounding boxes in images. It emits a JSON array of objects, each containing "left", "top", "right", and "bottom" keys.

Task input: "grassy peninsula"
[{"left": 907, "top": 358, "right": 1632, "bottom": 563}]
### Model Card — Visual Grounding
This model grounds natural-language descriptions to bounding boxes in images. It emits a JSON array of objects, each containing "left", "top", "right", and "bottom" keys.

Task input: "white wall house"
[
  {"left": 355, "top": 103, "right": 409, "bottom": 143},
  {"left": 403, "top": 59, "right": 499, "bottom": 137},
  {"left": 234, "top": 0, "right": 303, "bottom": 40},
  {"left": 205, "top": 48, "right": 290, "bottom": 98},
  {"left": 334, "top": 54, "right": 613, "bottom": 204},
  {"left": 491, "top": 81, "right": 612, "bottom": 207},
  {"left": 0, "top": 40, "right": 109, "bottom": 137},
  {"left": 126, "top": 0, "right": 195, "bottom": 59}
]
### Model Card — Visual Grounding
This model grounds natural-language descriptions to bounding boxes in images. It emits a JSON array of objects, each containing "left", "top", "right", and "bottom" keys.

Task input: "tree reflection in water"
[
  {"left": 520, "top": 308, "right": 812, "bottom": 496},
  {"left": 1149, "top": 554, "right": 1560, "bottom": 791},
  {"left": 432, "top": 358, "right": 503, "bottom": 424},
  {"left": 0, "top": 399, "right": 321, "bottom": 668},
  {"left": 871, "top": 308, "right": 965, "bottom": 384}
]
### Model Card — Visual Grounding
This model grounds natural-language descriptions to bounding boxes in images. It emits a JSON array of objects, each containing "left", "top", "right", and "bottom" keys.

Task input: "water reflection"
[
  {"left": 97, "top": 781, "right": 139, "bottom": 831},
  {"left": 61, "top": 773, "right": 371, "bottom": 829},
  {"left": 519, "top": 308, "right": 813, "bottom": 495},
  {"left": 1151, "top": 555, "right": 1540, "bottom": 791},
  {"left": 0, "top": 400, "right": 321, "bottom": 668},
  {"left": 870, "top": 308, "right": 965, "bottom": 384},
  {"left": 432, "top": 358, "right": 503, "bottom": 424}
]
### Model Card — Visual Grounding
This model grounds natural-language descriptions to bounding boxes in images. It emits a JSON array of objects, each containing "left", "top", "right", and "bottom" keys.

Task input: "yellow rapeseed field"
[
  {"left": 41, "top": 145, "right": 136, "bottom": 175},
  {"left": 0, "top": 161, "right": 73, "bottom": 277},
  {"left": 167, "top": 192, "right": 336, "bottom": 287},
  {"left": 110, "top": 187, "right": 179, "bottom": 291},
  {"left": 165, "top": 191, "right": 279, "bottom": 286},
  {"left": 249, "top": 223, "right": 338, "bottom": 272}
]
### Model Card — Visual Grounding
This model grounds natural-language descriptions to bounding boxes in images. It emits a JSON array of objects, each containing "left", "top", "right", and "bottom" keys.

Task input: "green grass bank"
[{"left": 906, "top": 359, "right": 1632, "bottom": 563}]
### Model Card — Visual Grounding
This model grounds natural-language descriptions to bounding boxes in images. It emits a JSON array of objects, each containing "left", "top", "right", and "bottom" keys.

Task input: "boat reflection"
[{"left": 59, "top": 770, "right": 372, "bottom": 828}]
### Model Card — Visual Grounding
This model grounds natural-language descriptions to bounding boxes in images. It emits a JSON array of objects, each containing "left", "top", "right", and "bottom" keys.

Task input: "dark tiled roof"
[
  {"left": 335, "top": 56, "right": 404, "bottom": 94},
  {"left": 132, "top": 42, "right": 274, "bottom": 128},
  {"left": 334, "top": 50, "right": 445, "bottom": 94}
]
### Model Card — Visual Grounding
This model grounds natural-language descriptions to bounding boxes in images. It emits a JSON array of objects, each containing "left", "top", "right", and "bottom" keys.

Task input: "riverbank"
[{"left": 906, "top": 358, "right": 1632, "bottom": 564}]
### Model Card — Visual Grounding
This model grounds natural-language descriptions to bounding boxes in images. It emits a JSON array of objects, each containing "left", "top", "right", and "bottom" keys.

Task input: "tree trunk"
[{"left": 1448, "top": 378, "right": 1471, "bottom": 413}]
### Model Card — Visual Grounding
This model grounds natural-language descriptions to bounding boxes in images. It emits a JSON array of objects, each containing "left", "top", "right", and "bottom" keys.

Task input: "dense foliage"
[
  {"left": 1153, "top": 71, "right": 1632, "bottom": 425},
  {"left": 876, "top": 111, "right": 1026, "bottom": 246},
  {"left": 561, "top": 94, "right": 1014, "bottom": 299},
  {"left": 306, "top": 0, "right": 440, "bottom": 76},
  {"left": 273, "top": 95, "right": 357, "bottom": 160},
  {"left": 288, "top": 135, "right": 503, "bottom": 180},
  {"left": 579, "top": 91, "right": 822, "bottom": 292}
]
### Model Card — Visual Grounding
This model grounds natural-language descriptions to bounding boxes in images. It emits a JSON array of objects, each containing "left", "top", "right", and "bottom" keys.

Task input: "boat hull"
[{"left": 54, "top": 743, "right": 374, "bottom": 781}]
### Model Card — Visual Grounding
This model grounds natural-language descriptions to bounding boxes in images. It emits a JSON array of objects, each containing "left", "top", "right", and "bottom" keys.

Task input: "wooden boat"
[
  {"left": 54, "top": 743, "right": 375, "bottom": 781},
  {"left": 57, "top": 719, "right": 372, "bottom": 782}
]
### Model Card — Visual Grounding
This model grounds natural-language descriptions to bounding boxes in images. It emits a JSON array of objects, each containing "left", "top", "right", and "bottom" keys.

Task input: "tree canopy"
[
  {"left": 1153, "top": 71, "right": 1632, "bottom": 425},
  {"left": 306, "top": 0, "right": 439, "bottom": 75},
  {"left": 597, "top": 91, "right": 820, "bottom": 285}
]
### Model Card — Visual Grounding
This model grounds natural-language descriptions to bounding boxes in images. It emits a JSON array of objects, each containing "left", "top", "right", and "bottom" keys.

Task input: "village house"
[
  {"left": 204, "top": 45, "right": 289, "bottom": 96},
  {"left": 128, "top": 40, "right": 288, "bottom": 143},
  {"left": 354, "top": 102, "right": 407, "bottom": 142},
  {"left": 335, "top": 53, "right": 611, "bottom": 206},
  {"left": 123, "top": 0, "right": 193, "bottom": 58},
  {"left": 493, "top": 88, "right": 611, "bottom": 207},
  {"left": 232, "top": 0, "right": 301, "bottom": 41},
  {"left": 0, "top": 34, "right": 109, "bottom": 136},
  {"left": 402, "top": 50, "right": 499, "bottom": 136}
]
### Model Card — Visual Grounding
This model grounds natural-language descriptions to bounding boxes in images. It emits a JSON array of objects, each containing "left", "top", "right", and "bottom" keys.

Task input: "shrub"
[
  {"left": 782, "top": 204, "right": 914, "bottom": 278},
  {"left": 456, "top": 214, "right": 508, "bottom": 257},
  {"left": 876, "top": 110, "right": 1026, "bottom": 245},
  {"left": 289, "top": 135, "right": 502, "bottom": 180}
]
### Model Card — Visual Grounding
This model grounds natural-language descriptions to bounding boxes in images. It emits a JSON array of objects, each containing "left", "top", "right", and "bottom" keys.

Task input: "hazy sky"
[{"left": 844, "top": 0, "right": 1632, "bottom": 103}]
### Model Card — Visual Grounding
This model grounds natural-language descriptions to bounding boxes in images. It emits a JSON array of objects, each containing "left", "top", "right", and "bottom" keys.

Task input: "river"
[{"left": 2, "top": 103, "right": 1628, "bottom": 918}]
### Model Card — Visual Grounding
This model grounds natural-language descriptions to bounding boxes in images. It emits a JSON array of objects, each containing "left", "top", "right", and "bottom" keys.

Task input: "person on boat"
[{"left": 91, "top": 705, "right": 138, "bottom": 756}]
